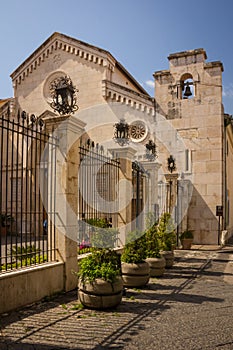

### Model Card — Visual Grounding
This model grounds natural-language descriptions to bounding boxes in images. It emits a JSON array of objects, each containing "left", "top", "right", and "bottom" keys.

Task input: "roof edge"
[
  {"left": 10, "top": 32, "right": 148, "bottom": 95},
  {"left": 168, "top": 48, "right": 207, "bottom": 60}
]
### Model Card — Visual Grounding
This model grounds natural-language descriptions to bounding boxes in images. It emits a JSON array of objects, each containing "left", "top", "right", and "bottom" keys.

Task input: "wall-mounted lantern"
[
  {"left": 145, "top": 140, "right": 157, "bottom": 161},
  {"left": 50, "top": 76, "right": 78, "bottom": 115},
  {"left": 113, "top": 118, "right": 130, "bottom": 146},
  {"left": 167, "top": 155, "right": 176, "bottom": 173}
]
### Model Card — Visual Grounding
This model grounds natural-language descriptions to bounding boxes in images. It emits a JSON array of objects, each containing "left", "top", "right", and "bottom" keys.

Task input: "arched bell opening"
[{"left": 179, "top": 73, "right": 195, "bottom": 100}]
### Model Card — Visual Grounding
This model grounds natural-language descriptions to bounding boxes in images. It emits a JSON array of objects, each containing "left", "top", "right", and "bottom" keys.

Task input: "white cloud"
[{"left": 145, "top": 80, "right": 155, "bottom": 89}]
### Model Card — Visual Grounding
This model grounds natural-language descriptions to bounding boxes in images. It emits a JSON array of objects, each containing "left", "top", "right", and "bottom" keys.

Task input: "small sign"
[{"left": 216, "top": 205, "right": 223, "bottom": 216}]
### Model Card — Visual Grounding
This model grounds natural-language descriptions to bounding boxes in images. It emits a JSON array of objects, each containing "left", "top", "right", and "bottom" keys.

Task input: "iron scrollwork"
[
  {"left": 167, "top": 155, "right": 176, "bottom": 173},
  {"left": 145, "top": 140, "right": 157, "bottom": 161},
  {"left": 50, "top": 75, "right": 78, "bottom": 115},
  {"left": 113, "top": 118, "right": 130, "bottom": 146}
]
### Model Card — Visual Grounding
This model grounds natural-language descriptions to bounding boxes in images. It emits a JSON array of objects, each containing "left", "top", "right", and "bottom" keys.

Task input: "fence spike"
[
  {"left": 30, "top": 114, "right": 36, "bottom": 124},
  {"left": 21, "top": 111, "right": 27, "bottom": 120}
]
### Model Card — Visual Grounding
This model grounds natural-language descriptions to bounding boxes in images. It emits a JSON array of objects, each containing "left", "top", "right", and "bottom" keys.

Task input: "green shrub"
[
  {"left": 86, "top": 218, "right": 119, "bottom": 248},
  {"left": 86, "top": 218, "right": 109, "bottom": 228},
  {"left": 1, "top": 245, "right": 47, "bottom": 271},
  {"left": 90, "top": 227, "right": 119, "bottom": 248},
  {"left": 78, "top": 248, "right": 121, "bottom": 283},
  {"left": 180, "top": 229, "right": 194, "bottom": 240},
  {"left": 157, "top": 213, "right": 176, "bottom": 251},
  {"left": 121, "top": 230, "right": 147, "bottom": 263},
  {"left": 145, "top": 223, "right": 161, "bottom": 258}
]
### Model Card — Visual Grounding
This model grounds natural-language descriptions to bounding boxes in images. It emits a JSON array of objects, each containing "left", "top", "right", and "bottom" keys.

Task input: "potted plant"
[
  {"left": 157, "top": 212, "right": 176, "bottom": 268},
  {"left": 86, "top": 218, "right": 119, "bottom": 249},
  {"left": 77, "top": 248, "right": 123, "bottom": 309},
  {"left": 0, "top": 213, "right": 15, "bottom": 236},
  {"left": 180, "top": 229, "right": 194, "bottom": 250},
  {"left": 121, "top": 230, "right": 150, "bottom": 287},
  {"left": 145, "top": 215, "right": 166, "bottom": 277}
]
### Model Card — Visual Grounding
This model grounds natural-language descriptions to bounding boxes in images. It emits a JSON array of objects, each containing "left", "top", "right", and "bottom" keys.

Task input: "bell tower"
[{"left": 154, "top": 49, "right": 224, "bottom": 245}]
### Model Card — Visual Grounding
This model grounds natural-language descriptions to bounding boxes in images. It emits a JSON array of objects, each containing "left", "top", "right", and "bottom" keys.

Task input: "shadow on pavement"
[{"left": 0, "top": 251, "right": 230, "bottom": 350}]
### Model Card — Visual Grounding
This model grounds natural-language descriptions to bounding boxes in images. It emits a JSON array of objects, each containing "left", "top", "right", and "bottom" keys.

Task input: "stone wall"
[
  {"left": 0, "top": 262, "right": 64, "bottom": 314},
  {"left": 154, "top": 49, "right": 224, "bottom": 244}
]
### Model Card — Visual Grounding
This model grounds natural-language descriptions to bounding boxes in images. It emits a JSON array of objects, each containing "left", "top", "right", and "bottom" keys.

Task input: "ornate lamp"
[
  {"left": 113, "top": 118, "right": 130, "bottom": 146},
  {"left": 145, "top": 140, "right": 157, "bottom": 160},
  {"left": 167, "top": 155, "right": 176, "bottom": 173},
  {"left": 50, "top": 76, "right": 78, "bottom": 115}
]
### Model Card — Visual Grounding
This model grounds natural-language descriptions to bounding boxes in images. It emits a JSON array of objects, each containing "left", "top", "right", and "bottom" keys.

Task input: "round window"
[{"left": 130, "top": 120, "right": 148, "bottom": 142}]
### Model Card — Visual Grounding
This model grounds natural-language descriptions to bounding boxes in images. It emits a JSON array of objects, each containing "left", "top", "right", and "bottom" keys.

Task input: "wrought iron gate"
[
  {"left": 131, "top": 161, "right": 147, "bottom": 231},
  {"left": 0, "top": 107, "right": 57, "bottom": 272},
  {"left": 78, "top": 139, "right": 120, "bottom": 247}
]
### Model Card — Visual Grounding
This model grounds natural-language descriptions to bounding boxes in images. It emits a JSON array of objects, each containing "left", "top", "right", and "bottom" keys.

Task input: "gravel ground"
[{"left": 0, "top": 247, "right": 233, "bottom": 350}]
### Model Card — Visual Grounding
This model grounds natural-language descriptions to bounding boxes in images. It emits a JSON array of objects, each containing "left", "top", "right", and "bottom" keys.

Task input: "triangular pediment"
[
  {"left": 10, "top": 32, "right": 148, "bottom": 96},
  {"left": 11, "top": 32, "right": 113, "bottom": 85}
]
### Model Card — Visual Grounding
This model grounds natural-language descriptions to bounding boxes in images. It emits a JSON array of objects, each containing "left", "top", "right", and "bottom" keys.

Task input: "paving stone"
[{"left": 0, "top": 247, "right": 233, "bottom": 349}]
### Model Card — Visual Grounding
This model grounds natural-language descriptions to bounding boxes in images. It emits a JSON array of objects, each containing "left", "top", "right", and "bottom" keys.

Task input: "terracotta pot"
[
  {"left": 160, "top": 250, "right": 174, "bottom": 268},
  {"left": 78, "top": 276, "right": 123, "bottom": 309},
  {"left": 146, "top": 256, "right": 166, "bottom": 277},
  {"left": 181, "top": 238, "right": 193, "bottom": 250},
  {"left": 121, "top": 261, "right": 150, "bottom": 287}
]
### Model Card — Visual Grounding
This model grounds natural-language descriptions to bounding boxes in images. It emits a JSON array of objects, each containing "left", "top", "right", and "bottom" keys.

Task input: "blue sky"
[{"left": 1, "top": 0, "right": 233, "bottom": 113}]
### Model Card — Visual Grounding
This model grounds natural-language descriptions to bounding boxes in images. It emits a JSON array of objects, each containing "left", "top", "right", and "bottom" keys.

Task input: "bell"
[{"left": 183, "top": 83, "right": 192, "bottom": 97}]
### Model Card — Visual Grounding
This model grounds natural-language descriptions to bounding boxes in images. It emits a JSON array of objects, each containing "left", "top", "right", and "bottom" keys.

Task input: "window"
[{"left": 185, "top": 149, "right": 191, "bottom": 172}]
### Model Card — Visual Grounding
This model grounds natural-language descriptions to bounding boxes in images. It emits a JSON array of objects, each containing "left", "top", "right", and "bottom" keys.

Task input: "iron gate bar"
[
  {"left": 0, "top": 108, "right": 58, "bottom": 273},
  {"left": 78, "top": 141, "right": 120, "bottom": 247},
  {"left": 132, "top": 161, "right": 148, "bottom": 231},
  {"left": 0, "top": 112, "right": 3, "bottom": 268}
]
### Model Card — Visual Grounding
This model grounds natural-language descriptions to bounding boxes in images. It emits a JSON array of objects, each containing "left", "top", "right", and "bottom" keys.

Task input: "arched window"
[{"left": 179, "top": 73, "right": 194, "bottom": 99}]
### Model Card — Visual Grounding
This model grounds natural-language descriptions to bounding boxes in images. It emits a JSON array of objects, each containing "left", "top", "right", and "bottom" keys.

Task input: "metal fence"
[
  {"left": 78, "top": 139, "right": 120, "bottom": 249},
  {"left": 0, "top": 107, "right": 57, "bottom": 272},
  {"left": 132, "top": 161, "right": 147, "bottom": 231}
]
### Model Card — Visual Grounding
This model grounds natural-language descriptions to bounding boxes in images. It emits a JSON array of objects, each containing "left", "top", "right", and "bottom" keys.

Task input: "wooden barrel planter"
[
  {"left": 121, "top": 261, "right": 150, "bottom": 287},
  {"left": 160, "top": 250, "right": 174, "bottom": 268},
  {"left": 78, "top": 276, "right": 123, "bottom": 309},
  {"left": 146, "top": 256, "right": 166, "bottom": 277}
]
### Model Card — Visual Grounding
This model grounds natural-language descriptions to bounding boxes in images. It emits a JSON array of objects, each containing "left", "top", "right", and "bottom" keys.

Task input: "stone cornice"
[
  {"left": 204, "top": 61, "right": 224, "bottom": 72},
  {"left": 168, "top": 48, "right": 207, "bottom": 60},
  {"left": 153, "top": 70, "right": 170, "bottom": 77},
  {"left": 102, "top": 80, "right": 155, "bottom": 115},
  {"left": 11, "top": 32, "right": 116, "bottom": 87}
]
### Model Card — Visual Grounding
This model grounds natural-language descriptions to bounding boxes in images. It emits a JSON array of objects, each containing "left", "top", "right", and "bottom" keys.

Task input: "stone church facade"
[{"left": 2, "top": 32, "right": 233, "bottom": 245}]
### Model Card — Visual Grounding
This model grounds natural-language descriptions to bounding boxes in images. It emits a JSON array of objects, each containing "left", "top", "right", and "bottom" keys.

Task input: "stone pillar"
[
  {"left": 109, "top": 147, "right": 137, "bottom": 245},
  {"left": 165, "top": 173, "right": 179, "bottom": 215},
  {"left": 45, "top": 114, "right": 86, "bottom": 291}
]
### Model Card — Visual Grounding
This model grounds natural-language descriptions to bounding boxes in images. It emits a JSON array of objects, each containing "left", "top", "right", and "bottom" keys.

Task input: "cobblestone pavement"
[{"left": 1, "top": 246, "right": 233, "bottom": 350}]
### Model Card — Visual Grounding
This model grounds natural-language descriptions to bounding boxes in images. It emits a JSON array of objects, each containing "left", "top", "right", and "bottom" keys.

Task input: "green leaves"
[
  {"left": 78, "top": 249, "right": 121, "bottom": 283},
  {"left": 86, "top": 218, "right": 119, "bottom": 248},
  {"left": 157, "top": 213, "right": 176, "bottom": 251},
  {"left": 145, "top": 222, "right": 161, "bottom": 258},
  {"left": 121, "top": 232, "right": 147, "bottom": 263},
  {"left": 145, "top": 212, "right": 176, "bottom": 257},
  {"left": 180, "top": 229, "right": 193, "bottom": 239}
]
